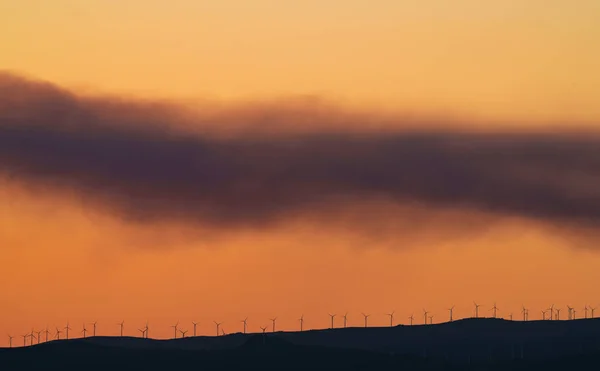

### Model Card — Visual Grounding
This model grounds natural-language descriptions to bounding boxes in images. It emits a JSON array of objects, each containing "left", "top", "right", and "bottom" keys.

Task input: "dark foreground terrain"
[{"left": 2, "top": 318, "right": 600, "bottom": 370}]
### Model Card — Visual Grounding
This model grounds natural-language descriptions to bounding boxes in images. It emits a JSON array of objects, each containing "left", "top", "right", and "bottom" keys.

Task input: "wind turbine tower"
[
  {"left": 408, "top": 314, "right": 414, "bottom": 326},
  {"left": 343, "top": 313, "right": 348, "bottom": 328},
  {"left": 423, "top": 309, "right": 429, "bottom": 325},
  {"left": 473, "top": 302, "right": 481, "bottom": 318},
  {"left": 448, "top": 306, "right": 455, "bottom": 322},
  {"left": 192, "top": 321, "right": 199, "bottom": 337},
  {"left": 567, "top": 306, "right": 573, "bottom": 320},
  {"left": 171, "top": 322, "right": 179, "bottom": 339},
  {"left": 490, "top": 302, "right": 499, "bottom": 318},
  {"left": 361, "top": 313, "right": 370, "bottom": 328},
  {"left": 548, "top": 304, "right": 554, "bottom": 321},
  {"left": 590, "top": 306, "right": 597, "bottom": 318},
  {"left": 270, "top": 317, "right": 277, "bottom": 333},
  {"left": 118, "top": 321, "right": 125, "bottom": 337},
  {"left": 64, "top": 322, "right": 71, "bottom": 340},
  {"left": 241, "top": 318, "right": 247, "bottom": 334},
  {"left": 584, "top": 305, "right": 589, "bottom": 319},
  {"left": 179, "top": 329, "right": 188, "bottom": 338},
  {"left": 387, "top": 311, "right": 395, "bottom": 327},
  {"left": 82, "top": 324, "right": 87, "bottom": 338},
  {"left": 214, "top": 321, "right": 222, "bottom": 336},
  {"left": 299, "top": 315, "right": 304, "bottom": 332},
  {"left": 91, "top": 322, "right": 97, "bottom": 337},
  {"left": 328, "top": 313, "right": 336, "bottom": 329}
]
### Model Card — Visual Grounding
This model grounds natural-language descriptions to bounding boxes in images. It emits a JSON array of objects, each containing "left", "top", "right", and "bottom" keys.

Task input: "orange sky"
[{"left": 2, "top": 0, "right": 600, "bottom": 342}]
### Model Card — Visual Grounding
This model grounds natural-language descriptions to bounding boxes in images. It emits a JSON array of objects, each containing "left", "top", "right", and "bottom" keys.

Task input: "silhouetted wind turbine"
[
  {"left": 555, "top": 308, "right": 562, "bottom": 320},
  {"left": 361, "top": 313, "right": 370, "bottom": 328},
  {"left": 192, "top": 321, "right": 199, "bottom": 337},
  {"left": 171, "top": 321, "right": 179, "bottom": 339},
  {"left": 521, "top": 305, "right": 527, "bottom": 321},
  {"left": 138, "top": 327, "right": 146, "bottom": 338},
  {"left": 328, "top": 313, "right": 336, "bottom": 329},
  {"left": 214, "top": 321, "right": 222, "bottom": 336},
  {"left": 541, "top": 310, "right": 547, "bottom": 320},
  {"left": 241, "top": 318, "right": 247, "bottom": 334},
  {"left": 590, "top": 306, "right": 597, "bottom": 318},
  {"left": 91, "top": 321, "right": 97, "bottom": 337},
  {"left": 567, "top": 305, "right": 573, "bottom": 320},
  {"left": 22, "top": 334, "right": 27, "bottom": 347},
  {"left": 573, "top": 309, "right": 577, "bottom": 319},
  {"left": 29, "top": 329, "right": 36, "bottom": 345},
  {"left": 408, "top": 314, "right": 414, "bottom": 326},
  {"left": 342, "top": 313, "right": 348, "bottom": 328},
  {"left": 118, "top": 320, "right": 125, "bottom": 337},
  {"left": 260, "top": 326, "right": 267, "bottom": 334},
  {"left": 8, "top": 335, "right": 13, "bottom": 348},
  {"left": 55, "top": 328, "right": 62, "bottom": 340},
  {"left": 64, "top": 322, "right": 71, "bottom": 340},
  {"left": 584, "top": 305, "right": 589, "bottom": 319},
  {"left": 299, "top": 315, "right": 304, "bottom": 331},
  {"left": 490, "top": 302, "right": 499, "bottom": 318},
  {"left": 35, "top": 330, "right": 42, "bottom": 345},
  {"left": 144, "top": 321, "right": 149, "bottom": 338},
  {"left": 423, "top": 309, "right": 429, "bottom": 325},
  {"left": 386, "top": 311, "right": 395, "bottom": 327},
  {"left": 81, "top": 324, "right": 87, "bottom": 338},
  {"left": 270, "top": 317, "right": 277, "bottom": 333},
  {"left": 260, "top": 326, "right": 267, "bottom": 345},
  {"left": 473, "top": 302, "right": 481, "bottom": 318},
  {"left": 548, "top": 304, "right": 554, "bottom": 321},
  {"left": 448, "top": 306, "right": 455, "bottom": 322},
  {"left": 44, "top": 327, "right": 50, "bottom": 342},
  {"left": 508, "top": 313, "right": 513, "bottom": 321},
  {"left": 179, "top": 329, "right": 188, "bottom": 338},
  {"left": 429, "top": 315, "right": 434, "bottom": 324}
]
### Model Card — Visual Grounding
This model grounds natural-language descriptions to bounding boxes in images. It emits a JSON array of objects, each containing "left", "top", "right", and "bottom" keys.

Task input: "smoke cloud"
[{"left": 1, "top": 72, "right": 600, "bottom": 238}]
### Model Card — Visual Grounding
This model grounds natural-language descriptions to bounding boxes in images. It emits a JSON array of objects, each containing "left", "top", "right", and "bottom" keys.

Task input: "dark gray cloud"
[{"left": 1, "top": 72, "right": 600, "bottom": 232}]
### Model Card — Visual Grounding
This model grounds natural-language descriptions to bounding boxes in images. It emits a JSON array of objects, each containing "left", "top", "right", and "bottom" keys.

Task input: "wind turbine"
[
  {"left": 522, "top": 305, "right": 528, "bottom": 321},
  {"left": 270, "top": 317, "right": 277, "bottom": 333},
  {"left": 81, "top": 324, "right": 88, "bottom": 338},
  {"left": 584, "top": 305, "right": 589, "bottom": 319},
  {"left": 91, "top": 321, "right": 97, "bottom": 337},
  {"left": 342, "top": 313, "right": 348, "bottom": 328},
  {"left": 490, "top": 302, "right": 499, "bottom": 318},
  {"left": 138, "top": 327, "right": 146, "bottom": 338},
  {"left": 55, "top": 328, "right": 62, "bottom": 340},
  {"left": 408, "top": 314, "right": 414, "bottom": 326},
  {"left": 29, "top": 329, "right": 36, "bottom": 345},
  {"left": 118, "top": 320, "right": 125, "bottom": 337},
  {"left": 328, "top": 313, "right": 336, "bottom": 329},
  {"left": 508, "top": 313, "right": 513, "bottom": 321},
  {"left": 192, "top": 321, "right": 199, "bottom": 336},
  {"left": 567, "top": 305, "right": 573, "bottom": 320},
  {"left": 299, "top": 315, "right": 304, "bottom": 331},
  {"left": 260, "top": 326, "right": 267, "bottom": 334},
  {"left": 214, "top": 321, "right": 222, "bottom": 336},
  {"left": 8, "top": 335, "right": 13, "bottom": 348},
  {"left": 171, "top": 321, "right": 179, "bottom": 339},
  {"left": 44, "top": 326, "right": 50, "bottom": 342},
  {"left": 144, "top": 321, "right": 149, "bottom": 338},
  {"left": 260, "top": 326, "right": 267, "bottom": 345},
  {"left": 386, "top": 311, "right": 395, "bottom": 327},
  {"left": 429, "top": 315, "right": 434, "bottom": 325},
  {"left": 555, "top": 308, "right": 562, "bottom": 320},
  {"left": 590, "top": 306, "right": 597, "bottom": 318},
  {"left": 179, "top": 329, "right": 188, "bottom": 338},
  {"left": 22, "top": 334, "right": 28, "bottom": 347},
  {"left": 541, "top": 310, "right": 547, "bottom": 320},
  {"left": 64, "top": 322, "right": 71, "bottom": 340},
  {"left": 241, "top": 318, "right": 247, "bottom": 334},
  {"left": 573, "top": 309, "right": 577, "bottom": 319},
  {"left": 423, "top": 309, "right": 429, "bottom": 325},
  {"left": 361, "top": 313, "right": 370, "bottom": 328},
  {"left": 548, "top": 304, "right": 554, "bottom": 321},
  {"left": 35, "top": 330, "right": 42, "bottom": 344},
  {"left": 473, "top": 302, "right": 481, "bottom": 318},
  {"left": 448, "top": 306, "right": 455, "bottom": 322}
]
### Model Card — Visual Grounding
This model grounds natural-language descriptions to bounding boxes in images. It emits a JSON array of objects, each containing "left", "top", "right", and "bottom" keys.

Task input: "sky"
[{"left": 1, "top": 0, "right": 600, "bottom": 342}]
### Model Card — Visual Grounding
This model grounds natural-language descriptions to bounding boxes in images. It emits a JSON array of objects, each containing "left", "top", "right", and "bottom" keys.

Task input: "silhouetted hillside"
[{"left": 2, "top": 318, "right": 600, "bottom": 370}]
